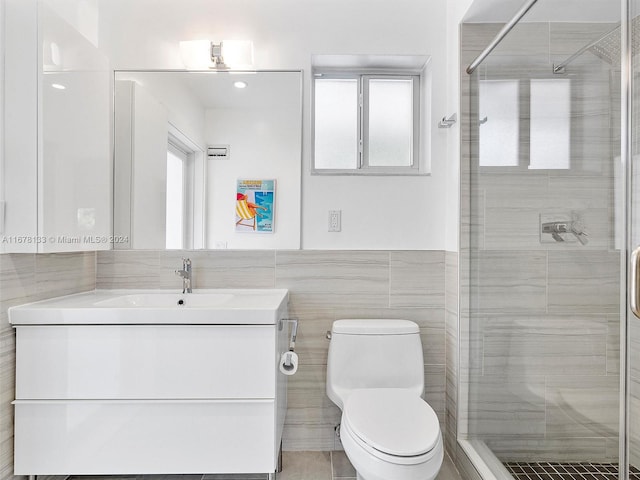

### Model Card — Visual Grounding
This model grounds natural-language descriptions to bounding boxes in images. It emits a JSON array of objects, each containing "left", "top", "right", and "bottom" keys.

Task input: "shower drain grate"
[{"left": 503, "top": 462, "right": 640, "bottom": 480}]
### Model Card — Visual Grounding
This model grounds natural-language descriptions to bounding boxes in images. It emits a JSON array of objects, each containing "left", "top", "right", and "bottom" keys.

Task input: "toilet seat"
[{"left": 342, "top": 388, "right": 441, "bottom": 464}]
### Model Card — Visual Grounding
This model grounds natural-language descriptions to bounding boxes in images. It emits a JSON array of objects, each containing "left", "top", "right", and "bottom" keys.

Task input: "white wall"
[
  {"left": 97, "top": 0, "right": 451, "bottom": 250},
  {"left": 445, "top": 0, "right": 475, "bottom": 252}
]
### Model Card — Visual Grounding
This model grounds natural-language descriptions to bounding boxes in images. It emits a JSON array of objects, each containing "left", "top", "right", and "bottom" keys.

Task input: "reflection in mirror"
[{"left": 113, "top": 70, "right": 302, "bottom": 250}]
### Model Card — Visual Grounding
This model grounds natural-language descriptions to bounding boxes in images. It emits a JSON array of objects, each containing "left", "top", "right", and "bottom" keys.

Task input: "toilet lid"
[{"left": 343, "top": 389, "right": 440, "bottom": 457}]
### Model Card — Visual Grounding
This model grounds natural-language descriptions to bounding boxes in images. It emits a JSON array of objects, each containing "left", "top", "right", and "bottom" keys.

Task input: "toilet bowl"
[
  {"left": 340, "top": 389, "right": 443, "bottom": 480},
  {"left": 326, "top": 319, "right": 444, "bottom": 480}
]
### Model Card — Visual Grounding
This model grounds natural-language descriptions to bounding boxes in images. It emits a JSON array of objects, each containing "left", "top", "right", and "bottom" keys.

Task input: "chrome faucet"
[{"left": 175, "top": 258, "right": 192, "bottom": 293}]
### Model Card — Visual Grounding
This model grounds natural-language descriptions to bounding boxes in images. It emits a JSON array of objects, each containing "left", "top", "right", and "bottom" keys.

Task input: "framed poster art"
[{"left": 235, "top": 179, "right": 276, "bottom": 233}]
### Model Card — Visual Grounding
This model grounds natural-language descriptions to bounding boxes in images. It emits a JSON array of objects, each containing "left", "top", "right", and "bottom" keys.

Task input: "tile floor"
[
  {"left": 503, "top": 462, "right": 640, "bottom": 480},
  {"left": 68, "top": 451, "right": 462, "bottom": 480}
]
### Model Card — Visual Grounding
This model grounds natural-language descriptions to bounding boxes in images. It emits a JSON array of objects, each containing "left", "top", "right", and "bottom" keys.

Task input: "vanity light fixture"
[
  {"left": 234, "top": 81, "right": 248, "bottom": 89},
  {"left": 180, "top": 40, "right": 254, "bottom": 70}
]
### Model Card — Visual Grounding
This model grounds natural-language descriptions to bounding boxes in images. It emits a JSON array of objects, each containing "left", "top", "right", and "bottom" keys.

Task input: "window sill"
[{"left": 310, "top": 168, "right": 431, "bottom": 177}]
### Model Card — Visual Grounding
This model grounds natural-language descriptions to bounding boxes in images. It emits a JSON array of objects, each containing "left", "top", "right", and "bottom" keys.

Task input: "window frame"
[{"left": 311, "top": 70, "right": 422, "bottom": 176}]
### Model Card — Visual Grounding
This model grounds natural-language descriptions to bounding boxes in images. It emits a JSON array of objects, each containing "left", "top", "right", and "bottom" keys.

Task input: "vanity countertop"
[{"left": 9, "top": 289, "right": 289, "bottom": 325}]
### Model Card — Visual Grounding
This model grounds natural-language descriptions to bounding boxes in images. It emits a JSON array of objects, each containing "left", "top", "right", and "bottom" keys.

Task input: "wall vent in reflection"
[{"left": 207, "top": 145, "right": 230, "bottom": 160}]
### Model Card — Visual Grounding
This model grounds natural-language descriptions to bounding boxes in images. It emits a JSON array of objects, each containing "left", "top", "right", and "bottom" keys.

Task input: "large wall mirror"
[{"left": 113, "top": 70, "right": 302, "bottom": 250}]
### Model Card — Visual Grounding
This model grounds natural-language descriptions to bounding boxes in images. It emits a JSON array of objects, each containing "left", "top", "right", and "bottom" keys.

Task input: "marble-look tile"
[
  {"left": 484, "top": 208, "right": 545, "bottom": 249},
  {"left": 425, "top": 365, "right": 446, "bottom": 423},
  {"left": 547, "top": 250, "right": 620, "bottom": 314},
  {"left": 630, "top": 396, "right": 640, "bottom": 466},
  {"left": 202, "top": 475, "right": 264, "bottom": 479},
  {"left": 282, "top": 425, "right": 336, "bottom": 452},
  {"left": 331, "top": 450, "right": 356, "bottom": 479},
  {"left": 438, "top": 453, "right": 463, "bottom": 480},
  {"left": 466, "top": 376, "right": 546, "bottom": 438},
  {"left": 158, "top": 250, "right": 276, "bottom": 289},
  {"left": 549, "top": 23, "right": 619, "bottom": 57},
  {"left": 389, "top": 251, "right": 445, "bottom": 308},
  {"left": 607, "top": 314, "right": 621, "bottom": 375},
  {"left": 483, "top": 332, "right": 606, "bottom": 376},
  {"left": 35, "top": 251, "right": 96, "bottom": 298},
  {"left": 546, "top": 376, "right": 619, "bottom": 438},
  {"left": 484, "top": 437, "right": 609, "bottom": 463},
  {"left": 332, "top": 306, "right": 445, "bottom": 330},
  {"left": 481, "top": 314, "right": 608, "bottom": 336},
  {"left": 96, "top": 250, "right": 161, "bottom": 289},
  {"left": 445, "top": 251, "right": 458, "bottom": 314},
  {"left": 605, "top": 437, "right": 620, "bottom": 463},
  {"left": 473, "top": 251, "right": 547, "bottom": 314},
  {"left": 445, "top": 407, "right": 457, "bottom": 461},
  {"left": 286, "top": 305, "right": 334, "bottom": 366},
  {"left": 481, "top": 315, "right": 608, "bottom": 376},
  {"left": 275, "top": 251, "right": 389, "bottom": 309},
  {"left": 285, "top": 364, "right": 341, "bottom": 426},
  {"left": 445, "top": 251, "right": 458, "bottom": 462},
  {"left": 278, "top": 451, "right": 332, "bottom": 480},
  {"left": 0, "top": 437, "right": 14, "bottom": 480},
  {"left": 420, "top": 326, "right": 446, "bottom": 366},
  {"left": 0, "top": 253, "right": 36, "bottom": 304},
  {"left": 284, "top": 364, "right": 341, "bottom": 453}
]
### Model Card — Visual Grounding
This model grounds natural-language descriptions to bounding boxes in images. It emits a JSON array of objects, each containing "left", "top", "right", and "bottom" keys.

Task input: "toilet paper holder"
[{"left": 279, "top": 318, "right": 299, "bottom": 367}]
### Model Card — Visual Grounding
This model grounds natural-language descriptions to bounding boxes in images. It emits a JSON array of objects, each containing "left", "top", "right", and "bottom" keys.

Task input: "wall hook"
[{"left": 438, "top": 113, "right": 457, "bottom": 128}]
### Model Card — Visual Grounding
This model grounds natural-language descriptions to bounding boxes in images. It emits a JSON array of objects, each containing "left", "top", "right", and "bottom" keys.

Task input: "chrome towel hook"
[{"left": 438, "top": 113, "right": 457, "bottom": 129}]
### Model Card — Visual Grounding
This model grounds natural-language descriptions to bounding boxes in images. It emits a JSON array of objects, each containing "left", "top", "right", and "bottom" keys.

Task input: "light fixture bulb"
[{"left": 234, "top": 81, "right": 248, "bottom": 89}]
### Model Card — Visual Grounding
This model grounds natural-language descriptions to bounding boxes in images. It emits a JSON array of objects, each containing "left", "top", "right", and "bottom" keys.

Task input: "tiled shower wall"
[
  {"left": 0, "top": 252, "right": 96, "bottom": 480},
  {"left": 459, "top": 22, "right": 621, "bottom": 463},
  {"left": 445, "top": 251, "right": 459, "bottom": 463},
  {"left": 95, "top": 249, "right": 449, "bottom": 451}
]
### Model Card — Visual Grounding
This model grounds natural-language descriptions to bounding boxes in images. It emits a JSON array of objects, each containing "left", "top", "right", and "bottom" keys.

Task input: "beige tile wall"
[
  {"left": 459, "top": 22, "right": 621, "bottom": 464},
  {"left": 96, "top": 249, "right": 448, "bottom": 452},
  {"left": 445, "top": 252, "right": 458, "bottom": 462},
  {"left": 0, "top": 252, "right": 96, "bottom": 480}
]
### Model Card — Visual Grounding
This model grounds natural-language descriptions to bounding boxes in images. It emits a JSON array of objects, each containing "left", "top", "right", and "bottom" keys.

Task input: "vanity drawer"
[
  {"left": 14, "top": 399, "right": 277, "bottom": 474},
  {"left": 16, "top": 325, "right": 276, "bottom": 399}
]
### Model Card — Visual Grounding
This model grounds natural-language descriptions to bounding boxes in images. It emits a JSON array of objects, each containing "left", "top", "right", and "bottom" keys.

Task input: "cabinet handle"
[{"left": 631, "top": 246, "right": 640, "bottom": 319}]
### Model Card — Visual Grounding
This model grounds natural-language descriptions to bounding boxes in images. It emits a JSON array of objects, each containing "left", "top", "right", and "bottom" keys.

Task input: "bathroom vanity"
[{"left": 9, "top": 289, "right": 290, "bottom": 476}]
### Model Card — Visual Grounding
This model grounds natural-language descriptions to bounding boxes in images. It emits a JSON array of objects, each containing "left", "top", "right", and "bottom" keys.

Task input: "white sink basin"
[{"left": 9, "top": 289, "right": 289, "bottom": 325}]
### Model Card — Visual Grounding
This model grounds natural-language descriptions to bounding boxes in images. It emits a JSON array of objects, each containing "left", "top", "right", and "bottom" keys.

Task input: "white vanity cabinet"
[{"left": 10, "top": 289, "right": 290, "bottom": 476}]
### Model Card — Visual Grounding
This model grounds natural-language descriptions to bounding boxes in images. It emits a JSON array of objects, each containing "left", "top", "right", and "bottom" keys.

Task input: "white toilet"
[{"left": 326, "top": 319, "right": 444, "bottom": 480}]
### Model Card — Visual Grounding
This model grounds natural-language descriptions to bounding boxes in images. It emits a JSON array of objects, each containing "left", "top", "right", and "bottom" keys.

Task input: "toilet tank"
[{"left": 326, "top": 319, "right": 424, "bottom": 409}]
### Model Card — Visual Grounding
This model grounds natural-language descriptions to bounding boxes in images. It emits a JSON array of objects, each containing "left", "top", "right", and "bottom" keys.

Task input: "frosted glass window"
[
  {"left": 529, "top": 79, "right": 571, "bottom": 170},
  {"left": 367, "top": 78, "right": 413, "bottom": 167},
  {"left": 314, "top": 78, "right": 359, "bottom": 169},
  {"left": 479, "top": 80, "right": 519, "bottom": 167},
  {"left": 166, "top": 149, "right": 184, "bottom": 249}
]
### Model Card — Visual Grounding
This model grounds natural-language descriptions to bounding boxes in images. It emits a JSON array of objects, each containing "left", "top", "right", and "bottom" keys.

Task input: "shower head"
[{"left": 553, "top": 21, "right": 637, "bottom": 73}]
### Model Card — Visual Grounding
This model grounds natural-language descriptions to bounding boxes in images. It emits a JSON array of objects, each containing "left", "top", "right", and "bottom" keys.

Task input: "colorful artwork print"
[{"left": 235, "top": 179, "right": 276, "bottom": 233}]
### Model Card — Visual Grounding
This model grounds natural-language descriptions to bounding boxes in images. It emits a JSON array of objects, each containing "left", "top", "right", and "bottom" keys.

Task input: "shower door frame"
[{"left": 457, "top": 1, "right": 632, "bottom": 479}]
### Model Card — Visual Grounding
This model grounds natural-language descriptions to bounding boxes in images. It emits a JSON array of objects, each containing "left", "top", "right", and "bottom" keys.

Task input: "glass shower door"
[{"left": 460, "top": 8, "right": 623, "bottom": 480}]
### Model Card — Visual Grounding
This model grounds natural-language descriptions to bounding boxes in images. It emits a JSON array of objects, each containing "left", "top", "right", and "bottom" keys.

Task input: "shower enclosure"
[{"left": 458, "top": 0, "right": 635, "bottom": 479}]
